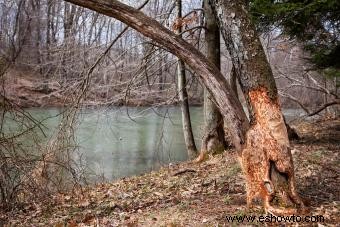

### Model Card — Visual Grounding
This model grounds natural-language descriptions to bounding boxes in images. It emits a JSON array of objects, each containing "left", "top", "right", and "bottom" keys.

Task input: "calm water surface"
[
  {"left": 6, "top": 107, "right": 303, "bottom": 181},
  {"left": 20, "top": 107, "right": 204, "bottom": 181}
]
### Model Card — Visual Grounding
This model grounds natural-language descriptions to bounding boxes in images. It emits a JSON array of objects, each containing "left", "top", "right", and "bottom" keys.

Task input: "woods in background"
[{"left": 0, "top": 0, "right": 338, "bottom": 111}]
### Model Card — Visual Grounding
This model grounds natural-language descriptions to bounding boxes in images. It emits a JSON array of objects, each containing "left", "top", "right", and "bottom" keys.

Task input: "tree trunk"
[
  {"left": 158, "top": 54, "right": 164, "bottom": 91},
  {"left": 229, "top": 66, "right": 238, "bottom": 97},
  {"left": 211, "top": 0, "right": 305, "bottom": 214},
  {"left": 177, "top": 60, "right": 198, "bottom": 159},
  {"left": 87, "top": 13, "right": 99, "bottom": 45},
  {"left": 62, "top": 2, "right": 77, "bottom": 78},
  {"left": 175, "top": 0, "right": 198, "bottom": 159},
  {"left": 199, "top": 0, "right": 227, "bottom": 159},
  {"left": 63, "top": 3, "right": 77, "bottom": 41},
  {"left": 31, "top": 0, "right": 42, "bottom": 75},
  {"left": 285, "top": 117, "right": 300, "bottom": 140}
]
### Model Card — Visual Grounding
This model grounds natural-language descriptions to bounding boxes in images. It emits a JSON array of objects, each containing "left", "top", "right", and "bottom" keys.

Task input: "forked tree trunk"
[
  {"left": 200, "top": 0, "right": 227, "bottom": 158},
  {"left": 211, "top": 0, "right": 305, "bottom": 214},
  {"left": 175, "top": 0, "right": 197, "bottom": 159}
]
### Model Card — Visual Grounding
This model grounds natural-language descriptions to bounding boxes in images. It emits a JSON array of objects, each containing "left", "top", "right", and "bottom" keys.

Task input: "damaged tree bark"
[{"left": 211, "top": 0, "right": 306, "bottom": 214}]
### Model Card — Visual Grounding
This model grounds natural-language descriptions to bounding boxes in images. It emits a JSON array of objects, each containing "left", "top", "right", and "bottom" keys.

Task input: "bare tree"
[
  {"left": 199, "top": 0, "right": 227, "bottom": 161},
  {"left": 175, "top": 0, "right": 197, "bottom": 159}
]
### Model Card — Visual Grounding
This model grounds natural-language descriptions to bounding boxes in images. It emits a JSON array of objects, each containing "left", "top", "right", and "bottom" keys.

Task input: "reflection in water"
[{"left": 7, "top": 107, "right": 304, "bottom": 181}]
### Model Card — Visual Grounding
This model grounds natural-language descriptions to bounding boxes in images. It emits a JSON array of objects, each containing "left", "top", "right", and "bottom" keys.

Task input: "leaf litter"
[{"left": 0, "top": 118, "right": 339, "bottom": 226}]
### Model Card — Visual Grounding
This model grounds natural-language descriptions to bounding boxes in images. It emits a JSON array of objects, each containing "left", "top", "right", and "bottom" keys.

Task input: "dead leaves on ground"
[{"left": 1, "top": 119, "right": 340, "bottom": 226}]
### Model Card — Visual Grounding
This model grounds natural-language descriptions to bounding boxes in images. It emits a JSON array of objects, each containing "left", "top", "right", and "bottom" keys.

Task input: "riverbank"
[
  {"left": 1, "top": 118, "right": 339, "bottom": 226},
  {"left": 2, "top": 68, "right": 203, "bottom": 108}
]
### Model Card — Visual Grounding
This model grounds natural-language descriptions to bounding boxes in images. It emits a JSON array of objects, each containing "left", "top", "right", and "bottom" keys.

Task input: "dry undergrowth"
[{"left": 0, "top": 119, "right": 339, "bottom": 226}]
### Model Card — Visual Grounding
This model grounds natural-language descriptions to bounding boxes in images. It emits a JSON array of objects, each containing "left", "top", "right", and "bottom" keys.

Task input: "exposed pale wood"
[{"left": 211, "top": 0, "right": 305, "bottom": 213}]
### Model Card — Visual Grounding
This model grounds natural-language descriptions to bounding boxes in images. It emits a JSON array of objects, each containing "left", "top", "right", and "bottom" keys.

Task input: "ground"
[{"left": 0, "top": 118, "right": 339, "bottom": 226}]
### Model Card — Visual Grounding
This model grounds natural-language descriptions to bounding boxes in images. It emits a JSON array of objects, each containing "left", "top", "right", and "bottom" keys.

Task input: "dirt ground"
[{"left": 1, "top": 118, "right": 339, "bottom": 226}]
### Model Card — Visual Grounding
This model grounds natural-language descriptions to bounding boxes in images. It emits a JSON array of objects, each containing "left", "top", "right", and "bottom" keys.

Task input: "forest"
[{"left": 0, "top": 0, "right": 339, "bottom": 226}]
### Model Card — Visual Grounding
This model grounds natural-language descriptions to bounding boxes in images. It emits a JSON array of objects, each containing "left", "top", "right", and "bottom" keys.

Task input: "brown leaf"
[
  {"left": 83, "top": 213, "right": 95, "bottom": 224},
  {"left": 67, "top": 220, "right": 78, "bottom": 227},
  {"left": 54, "top": 223, "right": 64, "bottom": 227},
  {"left": 79, "top": 200, "right": 90, "bottom": 207}
]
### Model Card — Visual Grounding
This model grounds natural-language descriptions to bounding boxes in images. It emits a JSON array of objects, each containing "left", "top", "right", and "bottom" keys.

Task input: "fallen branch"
[
  {"left": 173, "top": 169, "right": 197, "bottom": 176},
  {"left": 308, "top": 100, "right": 340, "bottom": 116},
  {"left": 280, "top": 91, "right": 340, "bottom": 117}
]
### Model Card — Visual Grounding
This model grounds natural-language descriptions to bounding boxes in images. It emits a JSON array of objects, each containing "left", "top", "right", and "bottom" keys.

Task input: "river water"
[{"left": 4, "top": 107, "right": 304, "bottom": 181}]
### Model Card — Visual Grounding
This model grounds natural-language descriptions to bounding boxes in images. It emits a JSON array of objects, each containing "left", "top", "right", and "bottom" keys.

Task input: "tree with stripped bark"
[
  {"left": 211, "top": 0, "right": 306, "bottom": 213},
  {"left": 63, "top": 0, "right": 306, "bottom": 214}
]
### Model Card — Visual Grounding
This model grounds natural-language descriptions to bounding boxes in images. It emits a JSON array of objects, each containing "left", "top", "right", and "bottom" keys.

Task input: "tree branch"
[{"left": 308, "top": 100, "right": 340, "bottom": 116}]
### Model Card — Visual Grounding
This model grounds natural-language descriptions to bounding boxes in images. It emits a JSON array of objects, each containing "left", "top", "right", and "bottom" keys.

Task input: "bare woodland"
[{"left": 0, "top": 0, "right": 339, "bottom": 225}]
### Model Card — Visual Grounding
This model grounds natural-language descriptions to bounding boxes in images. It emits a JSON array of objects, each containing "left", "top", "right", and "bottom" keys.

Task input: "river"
[{"left": 3, "top": 106, "right": 304, "bottom": 182}]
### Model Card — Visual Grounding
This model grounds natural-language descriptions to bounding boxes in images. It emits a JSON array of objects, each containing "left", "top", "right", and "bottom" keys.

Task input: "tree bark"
[
  {"left": 46, "top": 0, "right": 53, "bottom": 71},
  {"left": 285, "top": 117, "right": 300, "bottom": 140},
  {"left": 229, "top": 66, "right": 238, "bottom": 97},
  {"left": 30, "top": 0, "right": 42, "bottom": 75},
  {"left": 200, "top": 0, "right": 227, "bottom": 158},
  {"left": 175, "top": 0, "right": 198, "bottom": 159},
  {"left": 64, "top": 0, "right": 249, "bottom": 152},
  {"left": 63, "top": 2, "right": 77, "bottom": 41},
  {"left": 211, "top": 0, "right": 305, "bottom": 214}
]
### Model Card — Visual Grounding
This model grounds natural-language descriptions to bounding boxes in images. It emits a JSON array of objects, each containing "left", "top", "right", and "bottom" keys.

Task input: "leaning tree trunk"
[
  {"left": 175, "top": 0, "right": 198, "bottom": 159},
  {"left": 64, "top": 0, "right": 250, "bottom": 153},
  {"left": 211, "top": 0, "right": 306, "bottom": 214},
  {"left": 199, "top": 0, "right": 227, "bottom": 159}
]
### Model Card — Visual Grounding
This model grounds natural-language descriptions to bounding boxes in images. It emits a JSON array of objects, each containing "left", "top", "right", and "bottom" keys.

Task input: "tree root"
[{"left": 193, "top": 151, "right": 209, "bottom": 163}]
